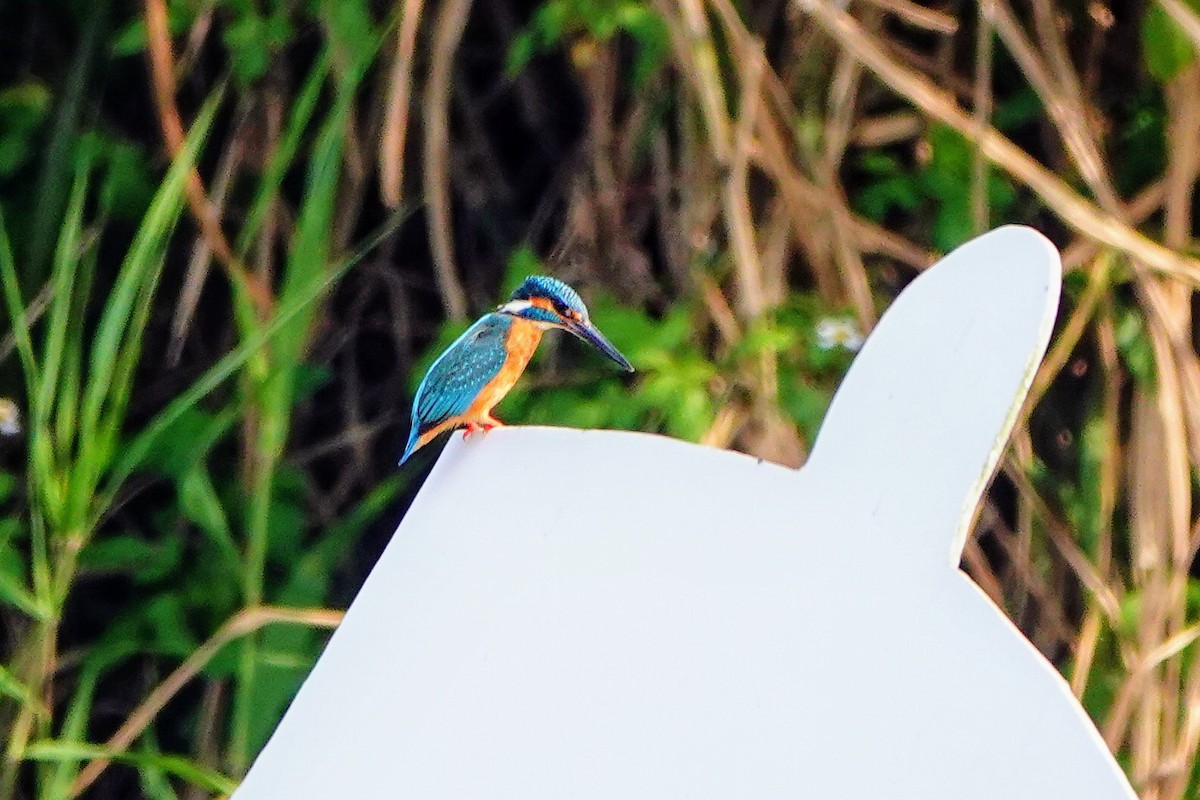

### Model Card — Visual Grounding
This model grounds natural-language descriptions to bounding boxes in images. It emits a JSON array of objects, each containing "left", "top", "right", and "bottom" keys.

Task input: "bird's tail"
[{"left": 398, "top": 425, "right": 422, "bottom": 466}]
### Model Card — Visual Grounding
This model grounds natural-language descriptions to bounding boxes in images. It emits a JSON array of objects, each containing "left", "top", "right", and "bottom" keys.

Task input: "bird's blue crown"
[{"left": 510, "top": 275, "right": 587, "bottom": 317}]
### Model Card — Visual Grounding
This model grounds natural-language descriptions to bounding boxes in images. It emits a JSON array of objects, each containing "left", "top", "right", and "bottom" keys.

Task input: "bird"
[{"left": 399, "top": 275, "right": 634, "bottom": 464}]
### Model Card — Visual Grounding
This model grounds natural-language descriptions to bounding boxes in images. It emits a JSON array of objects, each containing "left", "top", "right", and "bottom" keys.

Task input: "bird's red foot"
[
  {"left": 460, "top": 419, "right": 504, "bottom": 443},
  {"left": 463, "top": 417, "right": 504, "bottom": 440}
]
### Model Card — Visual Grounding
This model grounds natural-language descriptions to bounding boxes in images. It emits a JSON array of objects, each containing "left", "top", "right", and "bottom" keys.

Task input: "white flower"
[
  {"left": 815, "top": 316, "right": 864, "bottom": 352},
  {"left": 0, "top": 398, "right": 21, "bottom": 436}
]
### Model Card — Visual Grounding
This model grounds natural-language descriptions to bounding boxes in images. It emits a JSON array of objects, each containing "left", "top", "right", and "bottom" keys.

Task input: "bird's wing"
[{"left": 412, "top": 314, "right": 511, "bottom": 433}]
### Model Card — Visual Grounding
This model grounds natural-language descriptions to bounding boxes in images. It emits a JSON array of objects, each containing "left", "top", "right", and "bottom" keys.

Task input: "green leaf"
[
  {"left": 143, "top": 594, "right": 197, "bottom": 657},
  {"left": 265, "top": 466, "right": 308, "bottom": 565},
  {"left": 0, "top": 82, "right": 51, "bottom": 177},
  {"left": 0, "top": 206, "right": 41, "bottom": 390},
  {"left": 1115, "top": 305, "right": 1157, "bottom": 388},
  {"left": 138, "top": 733, "right": 183, "bottom": 800},
  {"left": 34, "top": 161, "right": 89, "bottom": 438},
  {"left": 224, "top": 12, "right": 278, "bottom": 85},
  {"left": 240, "top": 643, "right": 320, "bottom": 759},
  {"left": 237, "top": 47, "right": 332, "bottom": 256},
  {"left": 737, "top": 319, "right": 799, "bottom": 358},
  {"left": 99, "top": 206, "right": 413, "bottom": 519},
  {"left": 110, "top": 19, "right": 150, "bottom": 56},
  {"left": 24, "top": 0, "right": 106, "bottom": 283},
  {"left": 80, "top": 533, "right": 183, "bottom": 585},
  {"left": 320, "top": 0, "right": 379, "bottom": 82},
  {"left": 0, "top": 662, "right": 43, "bottom": 713},
  {"left": 992, "top": 86, "right": 1043, "bottom": 131},
  {"left": 920, "top": 125, "right": 1017, "bottom": 250},
  {"left": 0, "top": 472, "right": 16, "bottom": 504},
  {"left": 532, "top": 0, "right": 572, "bottom": 44},
  {"left": 1073, "top": 414, "right": 1111, "bottom": 557},
  {"left": 76, "top": 88, "right": 220, "bottom": 485},
  {"left": 45, "top": 664, "right": 100, "bottom": 796},
  {"left": 0, "top": 540, "right": 46, "bottom": 619},
  {"left": 294, "top": 363, "right": 334, "bottom": 399},
  {"left": 142, "top": 406, "right": 238, "bottom": 479},
  {"left": 1143, "top": 1, "right": 1198, "bottom": 82},
  {"left": 666, "top": 385, "right": 714, "bottom": 441},
  {"left": 616, "top": 3, "right": 669, "bottom": 87},
  {"left": 506, "top": 30, "right": 540, "bottom": 76},
  {"left": 25, "top": 741, "right": 237, "bottom": 794},
  {"left": 781, "top": 379, "right": 835, "bottom": 443},
  {"left": 267, "top": 71, "right": 358, "bottom": 394},
  {"left": 178, "top": 467, "right": 239, "bottom": 569},
  {"left": 855, "top": 174, "right": 922, "bottom": 221},
  {"left": 79, "top": 622, "right": 144, "bottom": 675},
  {"left": 233, "top": 472, "right": 408, "bottom": 758},
  {"left": 98, "top": 137, "right": 156, "bottom": 220},
  {"left": 1116, "top": 94, "right": 1167, "bottom": 195},
  {"left": 110, "top": 1, "right": 196, "bottom": 56}
]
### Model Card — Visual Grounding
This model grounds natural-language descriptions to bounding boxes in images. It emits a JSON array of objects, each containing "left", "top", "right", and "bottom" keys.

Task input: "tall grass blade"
[
  {"left": 0, "top": 211, "right": 40, "bottom": 391},
  {"left": 76, "top": 89, "right": 221, "bottom": 475},
  {"left": 0, "top": 665, "right": 46, "bottom": 715},
  {"left": 35, "top": 164, "right": 90, "bottom": 434},
  {"left": 137, "top": 734, "right": 182, "bottom": 800},
  {"left": 52, "top": 228, "right": 98, "bottom": 465},
  {"left": 0, "top": 570, "right": 47, "bottom": 621},
  {"left": 95, "top": 208, "right": 411, "bottom": 526},
  {"left": 235, "top": 48, "right": 333, "bottom": 257},
  {"left": 25, "top": 741, "right": 237, "bottom": 795},
  {"left": 24, "top": 1, "right": 108, "bottom": 280},
  {"left": 44, "top": 666, "right": 97, "bottom": 798}
]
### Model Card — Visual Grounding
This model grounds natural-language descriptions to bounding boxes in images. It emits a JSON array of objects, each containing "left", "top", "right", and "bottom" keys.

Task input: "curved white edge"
[
  {"left": 807, "top": 225, "right": 1062, "bottom": 567},
  {"left": 235, "top": 422, "right": 1134, "bottom": 800},
  {"left": 232, "top": 227, "right": 1130, "bottom": 800}
]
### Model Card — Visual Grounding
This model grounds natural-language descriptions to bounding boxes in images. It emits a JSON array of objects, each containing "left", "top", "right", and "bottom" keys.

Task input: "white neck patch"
[{"left": 497, "top": 300, "right": 533, "bottom": 315}]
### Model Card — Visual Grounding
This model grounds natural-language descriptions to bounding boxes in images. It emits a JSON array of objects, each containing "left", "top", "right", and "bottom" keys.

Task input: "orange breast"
[{"left": 467, "top": 319, "right": 544, "bottom": 419}]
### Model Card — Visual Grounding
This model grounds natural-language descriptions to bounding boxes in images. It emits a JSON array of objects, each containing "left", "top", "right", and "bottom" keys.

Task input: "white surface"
[{"left": 236, "top": 226, "right": 1137, "bottom": 799}]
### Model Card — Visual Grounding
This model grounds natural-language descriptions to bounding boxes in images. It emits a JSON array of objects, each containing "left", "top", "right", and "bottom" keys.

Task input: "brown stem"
[
  {"left": 421, "top": 0, "right": 472, "bottom": 320},
  {"left": 143, "top": 0, "right": 273, "bottom": 316},
  {"left": 69, "top": 606, "right": 344, "bottom": 797},
  {"left": 799, "top": 0, "right": 1200, "bottom": 284},
  {"left": 380, "top": 0, "right": 427, "bottom": 208}
]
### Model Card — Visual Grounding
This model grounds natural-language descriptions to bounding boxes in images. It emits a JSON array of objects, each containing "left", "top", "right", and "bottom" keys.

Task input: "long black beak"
[{"left": 566, "top": 319, "right": 634, "bottom": 372}]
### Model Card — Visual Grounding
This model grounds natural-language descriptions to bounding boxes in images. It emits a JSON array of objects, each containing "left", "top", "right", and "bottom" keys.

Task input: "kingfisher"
[{"left": 399, "top": 275, "right": 634, "bottom": 464}]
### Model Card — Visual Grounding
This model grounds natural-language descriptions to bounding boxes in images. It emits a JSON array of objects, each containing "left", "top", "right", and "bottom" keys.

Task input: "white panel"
[
  {"left": 236, "top": 227, "right": 1136, "bottom": 800},
  {"left": 808, "top": 225, "right": 1061, "bottom": 569}
]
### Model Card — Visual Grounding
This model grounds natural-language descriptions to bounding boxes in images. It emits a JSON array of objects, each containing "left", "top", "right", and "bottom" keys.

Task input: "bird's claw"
[{"left": 463, "top": 418, "right": 504, "bottom": 440}]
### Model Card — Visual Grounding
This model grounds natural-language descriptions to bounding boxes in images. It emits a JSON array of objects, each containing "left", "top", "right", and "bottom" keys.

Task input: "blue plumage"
[
  {"left": 400, "top": 314, "right": 512, "bottom": 464},
  {"left": 512, "top": 276, "right": 584, "bottom": 312}
]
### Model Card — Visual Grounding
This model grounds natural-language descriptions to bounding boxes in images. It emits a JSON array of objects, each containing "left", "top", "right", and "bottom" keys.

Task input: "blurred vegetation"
[{"left": 0, "top": 0, "right": 1198, "bottom": 797}]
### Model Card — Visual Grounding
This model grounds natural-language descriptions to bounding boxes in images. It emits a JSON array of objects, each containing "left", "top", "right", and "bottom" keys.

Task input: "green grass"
[{"left": 1, "top": 0, "right": 1200, "bottom": 796}]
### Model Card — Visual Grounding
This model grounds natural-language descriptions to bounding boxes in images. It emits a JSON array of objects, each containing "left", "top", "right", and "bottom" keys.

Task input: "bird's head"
[{"left": 497, "top": 275, "right": 634, "bottom": 372}]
